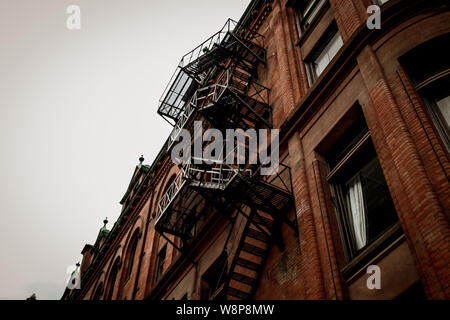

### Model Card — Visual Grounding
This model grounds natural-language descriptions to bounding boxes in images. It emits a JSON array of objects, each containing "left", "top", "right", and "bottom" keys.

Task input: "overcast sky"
[{"left": 0, "top": 0, "right": 250, "bottom": 300}]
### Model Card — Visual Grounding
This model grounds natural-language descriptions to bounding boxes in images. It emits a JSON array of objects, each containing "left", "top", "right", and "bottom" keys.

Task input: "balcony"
[
  {"left": 157, "top": 19, "right": 266, "bottom": 125},
  {"left": 154, "top": 158, "right": 293, "bottom": 242}
]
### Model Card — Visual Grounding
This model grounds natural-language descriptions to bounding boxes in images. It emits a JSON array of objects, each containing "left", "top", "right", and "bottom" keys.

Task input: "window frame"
[
  {"left": 305, "top": 25, "right": 343, "bottom": 85},
  {"left": 124, "top": 232, "right": 140, "bottom": 282},
  {"left": 105, "top": 258, "right": 120, "bottom": 300},
  {"left": 200, "top": 252, "right": 228, "bottom": 300},
  {"left": 326, "top": 121, "right": 400, "bottom": 266},
  {"left": 416, "top": 70, "right": 450, "bottom": 152}
]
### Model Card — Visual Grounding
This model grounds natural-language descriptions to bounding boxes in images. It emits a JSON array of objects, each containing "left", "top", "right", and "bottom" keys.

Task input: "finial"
[
  {"left": 103, "top": 217, "right": 108, "bottom": 227},
  {"left": 139, "top": 155, "right": 144, "bottom": 164}
]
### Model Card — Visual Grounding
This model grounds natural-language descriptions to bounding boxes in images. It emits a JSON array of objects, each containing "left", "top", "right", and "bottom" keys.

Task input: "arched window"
[
  {"left": 125, "top": 230, "right": 140, "bottom": 281},
  {"left": 400, "top": 33, "right": 450, "bottom": 151},
  {"left": 105, "top": 258, "right": 120, "bottom": 300},
  {"left": 154, "top": 244, "right": 167, "bottom": 283},
  {"left": 162, "top": 174, "right": 176, "bottom": 198},
  {"left": 92, "top": 282, "right": 103, "bottom": 300}
]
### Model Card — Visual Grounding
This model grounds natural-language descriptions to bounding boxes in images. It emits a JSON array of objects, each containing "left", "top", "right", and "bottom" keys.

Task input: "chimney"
[{"left": 80, "top": 244, "right": 94, "bottom": 275}]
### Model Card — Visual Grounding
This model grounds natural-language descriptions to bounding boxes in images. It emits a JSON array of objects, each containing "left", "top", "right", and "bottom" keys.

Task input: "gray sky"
[{"left": 0, "top": 0, "right": 250, "bottom": 300}]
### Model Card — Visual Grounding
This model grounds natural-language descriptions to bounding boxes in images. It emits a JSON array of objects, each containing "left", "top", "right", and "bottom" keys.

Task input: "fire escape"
[{"left": 155, "top": 19, "right": 297, "bottom": 300}]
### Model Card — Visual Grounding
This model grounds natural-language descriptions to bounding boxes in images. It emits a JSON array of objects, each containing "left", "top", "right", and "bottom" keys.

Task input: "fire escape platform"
[
  {"left": 152, "top": 13, "right": 298, "bottom": 300},
  {"left": 155, "top": 162, "right": 293, "bottom": 241},
  {"left": 157, "top": 18, "right": 266, "bottom": 125}
]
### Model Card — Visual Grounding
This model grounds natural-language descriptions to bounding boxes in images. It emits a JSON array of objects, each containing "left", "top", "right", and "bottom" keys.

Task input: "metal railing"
[
  {"left": 155, "top": 154, "right": 252, "bottom": 228},
  {"left": 187, "top": 163, "right": 237, "bottom": 190},
  {"left": 157, "top": 18, "right": 265, "bottom": 125},
  {"left": 178, "top": 19, "right": 264, "bottom": 71},
  {"left": 260, "top": 162, "right": 293, "bottom": 194},
  {"left": 167, "top": 93, "right": 198, "bottom": 150}
]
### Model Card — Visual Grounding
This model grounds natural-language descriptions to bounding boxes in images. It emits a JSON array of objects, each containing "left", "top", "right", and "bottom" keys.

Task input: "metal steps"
[
  {"left": 224, "top": 207, "right": 274, "bottom": 300},
  {"left": 241, "top": 242, "right": 266, "bottom": 257}
]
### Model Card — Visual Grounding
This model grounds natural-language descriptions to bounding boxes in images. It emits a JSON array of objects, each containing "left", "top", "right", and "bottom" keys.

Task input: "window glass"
[
  {"left": 313, "top": 31, "right": 343, "bottom": 77},
  {"left": 155, "top": 245, "right": 167, "bottom": 282},
  {"left": 327, "top": 117, "right": 399, "bottom": 260},
  {"left": 126, "top": 235, "right": 139, "bottom": 279},
  {"left": 295, "top": 0, "right": 327, "bottom": 35},
  {"left": 423, "top": 77, "right": 450, "bottom": 150},
  {"left": 342, "top": 157, "right": 398, "bottom": 252},
  {"left": 400, "top": 34, "right": 450, "bottom": 151}
]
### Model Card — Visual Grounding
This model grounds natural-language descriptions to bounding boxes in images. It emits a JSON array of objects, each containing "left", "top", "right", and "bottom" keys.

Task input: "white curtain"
[
  {"left": 436, "top": 95, "right": 450, "bottom": 128},
  {"left": 346, "top": 174, "right": 367, "bottom": 250}
]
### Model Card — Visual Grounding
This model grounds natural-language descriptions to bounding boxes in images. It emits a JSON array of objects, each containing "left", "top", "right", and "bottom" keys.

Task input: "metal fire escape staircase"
[
  {"left": 218, "top": 163, "right": 296, "bottom": 300},
  {"left": 166, "top": 68, "right": 272, "bottom": 151},
  {"left": 154, "top": 18, "right": 298, "bottom": 300}
]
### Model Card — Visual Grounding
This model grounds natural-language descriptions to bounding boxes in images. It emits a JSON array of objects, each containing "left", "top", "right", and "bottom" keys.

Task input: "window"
[
  {"left": 373, "top": 0, "right": 390, "bottom": 5},
  {"left": 313, "top": 30, "right": 343, "bottom": 77},
  {"left": 180, "top": 293, "right": 188, "bottom": 301},
  {"left": 294, "top": 0, "right": 328, "bottom": 36},
  {"left": 400, "top": 33, "right": 450, "bottom": 152},
  {"left": 307, "top": 28, "right": 343, "bottom": 83},
  {"left": 201, "top": 253, "right": 227, "bottom": 300},
  {"left": 154, "top": 244, "right": 167, "bottom": 283},
  {"left": 326, "top": 115, "right": 399, "bottom": 261},
  {"left": 418, "top": 75, "right": 450, "bottom": 151},
  {"left": 125, "top": 232, "right": 139, "bottom": 281}
]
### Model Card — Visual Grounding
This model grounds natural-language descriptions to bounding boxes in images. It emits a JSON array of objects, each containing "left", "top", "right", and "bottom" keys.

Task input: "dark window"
[
  {"left": 327, "top": 115, "right": 399, "bottom": 262},
  {"left": 418, "top": 75, "right": 450, "bottom": 150},
  {"left": 105, "top": 259, "right": 120, "bottom": 300},
  {"left": 125, "top": 232, "right": 139, "bottom": 280},
  {"left": 154, "top": 244, "right": 167, "bottom": 283},
  {"left": 92, "top": 282, "right": 103, "bottom": 300},
  {"left": 400, "top": 33, "right": 450, "bottom": 152},
  {"left": 373, "top": 0, "right": 390, "bottom": 5},
  {"left": 294, "top": 0, "right": 328, "bottom": 37},
  {"left": 201, "top": 253, "right": 228, "bottom": 300}
]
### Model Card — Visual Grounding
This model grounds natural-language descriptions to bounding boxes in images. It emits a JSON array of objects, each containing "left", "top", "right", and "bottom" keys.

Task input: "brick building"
[{"left": 62, "top": 0, "right": 449, "bottom": 300}]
